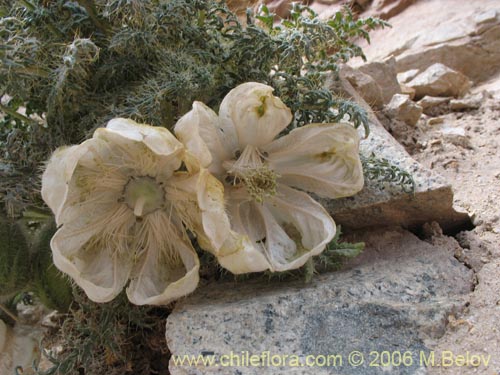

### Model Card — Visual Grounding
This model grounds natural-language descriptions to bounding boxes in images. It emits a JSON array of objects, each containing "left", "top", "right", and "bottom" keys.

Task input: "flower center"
[
  {"left": 224, "top": 145, "right": 278, "bottom": 203},
  {"left": 124, "top": 176, "right": 165, "bottom": 217}
]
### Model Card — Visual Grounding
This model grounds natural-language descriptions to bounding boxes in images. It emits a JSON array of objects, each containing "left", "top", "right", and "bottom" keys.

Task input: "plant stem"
[
  {"left": 19, "top": 0, "right": 35, "bottom": 11},
  {"left": 0, "top": 103, "right": 37, "bottom": 125},
  {"left": 77, "top": 0, "right": 111, "bottom": 36}
]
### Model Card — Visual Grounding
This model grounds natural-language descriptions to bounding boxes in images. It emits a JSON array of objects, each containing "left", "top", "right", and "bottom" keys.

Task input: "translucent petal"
[
  {"left": 174, "top": 101, "right": 232, "bottom": 176},
  {"left": 219, "top": 82, "right": 292, "bottom": 148},
  {"left": 262, "top": 123, "right": 364, "bottom": 199},
  {"left": 41, "top": 141, "right": 94, "bottom": 223},
  {"left": 215, "top": 194, "right": 272, "bottom": 273},
  {"left": 105, "top": 117, "right": 184, "bottom": 157},
  {"left": 261, "top": 185, "right": 336, "bottom": 271},
  {"left": 165, "top": 171, "right": 221, "bottom": 249},
  {"left": 51, "top": 204, "right": 135, "bottom": 303},
  {"left": 126, "top": 211, "right": 199, "bottom": 305},
  {"left": 95, "top": 120, "right": 183, "bottom": 179}
]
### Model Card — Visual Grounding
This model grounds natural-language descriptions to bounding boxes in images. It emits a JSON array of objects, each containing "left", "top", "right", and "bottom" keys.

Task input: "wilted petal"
[
  {"left": 95, "top": 120, "right": 183, "bottom": 179},
  {"left": 260, "top": 185, "right": 336, "bottom": 271},
  {"left": 41, "top": 140, "right": 94, "bottom": 223},
  {"left": 51, "top": 204, "right": 135, "bottom": 303},
  {"left": 219, "top": 82, "right": 292, "bottom": 148},
  {"left": 215, "top": 194, "right": 271, "bottom": 273},
  {"left": 174, "top": 102, "right": 232, "bottom": 176},
  {"left": 105, "top": 117, "right": 183, "bottom": 157},
  {"left": 126, "top": 211, "right": 199, "bottom": 305},
  {"left": 262, "top": 123, "right": 364, "bottom": 199},
  {"left": 195, "top": 169, "right": 230, "bottom": 251}
]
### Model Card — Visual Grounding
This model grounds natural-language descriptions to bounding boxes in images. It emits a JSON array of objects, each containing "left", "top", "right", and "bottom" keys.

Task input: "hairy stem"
[{"left": 0, "top": 103, "right": 37, "bottom": 125}]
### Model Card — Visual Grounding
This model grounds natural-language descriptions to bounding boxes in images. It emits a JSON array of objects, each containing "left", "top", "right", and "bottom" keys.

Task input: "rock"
[
  {"left": 311, "top": 3, "right": 347, "bottom": 21},
  {"left": 368, "top": 0, "right": 416, "bottom": 20},
  {"left": 428, "top": 259, "right": 500, "bottom": 374},
  {"left": 323, "top": 72, "right": 469, "bottom": 233},
  {"left": 449, "top": 91, "right": 486, "bottom": 111},
  {"left": 418, "top": 96, "right": 451, "bottom": 116},
  {"left": 397, "top": 69, "right": 420, "bottom": 84},
  {"left": 439, "top": 126, "right": 473, "bottom": 149},
  {"left": 473, "top": 71, "right": 500, "bottom": 100},
  {"left": 407, "top": 63, "right": 471, "bottom": 100},
  {"left": 351, "top": 0, "right": 500, "bottom": 84},
  {"left": 261, "top": 0, "right": 293, "bottom": 19},
  {"left": 427, "top": 117, "right": 444, "bottom": 126},
  {"left": 400, "top": 83, "right": 416, "bottom": 100},
  {"left": 384, "top": 93, "right": 423, "bottom": 126},
  {"left": 341, "top": 65, "right": 384, "bottom": 109},
  {"left": 358, "top": 57, "right": 402, "bottom": 104},
  {"left": 226, "top": 0, "right": 260, "bottom": 20},
  {"left": 166, "top": 229, "right": 474, "bottom": 375}
]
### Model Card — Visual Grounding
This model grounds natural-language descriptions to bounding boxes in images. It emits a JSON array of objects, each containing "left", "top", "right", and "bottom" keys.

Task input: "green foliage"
[
  {"left": 256, "top": 3, "right": 387, "bottom": 135},
  {"left": 361, "top": 153, "right": 416, "bottom": 193},
  {"left": 319, "top": 225, "right": 365, "bottom": 264},
  {"left": 38, "top": 291, "right": 169, "bottom": 375},
  {"left": 0, "top": 212, "right": 31, "bottom": 297},
  {"left": 31, "top": 220, "right": 73, "bottom": 312},
  {"left": 1, "top": 0, "right": 386, "bottom": 174}
]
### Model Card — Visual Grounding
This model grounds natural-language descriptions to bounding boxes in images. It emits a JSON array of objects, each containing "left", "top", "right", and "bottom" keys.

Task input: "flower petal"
[
  {"left": 105, "top": 117, "right": 183, "bottom": 157},
  {"left": 262, "top": 123, "right": 364, "bottom": 199},
  {"left": 51, "top": 204, "right": 135, "bottom": 303},
  {"left": 41, "top": 141, "right": 94, "bottom": 223},
  {"left": 126, "top": 211, "right": 199, "bottom": 305},
  {"left": 219, "top": 82, "right": 292, "bottom": 148},
  {"left": 174, "top": 101, "right": 232, "bottom": 176},
  {"left": 260, "top": 185, "right": 336, "bottom": 271},
  {"left": 95, "top": 119, "right": 184, "bottom": 179},
  {"left": 210, "top": 192, "right": 270, "bottom": 273}
]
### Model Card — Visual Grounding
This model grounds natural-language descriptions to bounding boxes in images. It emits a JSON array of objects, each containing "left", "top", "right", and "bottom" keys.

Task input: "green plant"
[
  {"left": 38, "top": 291, "right": 169, "bottom": 375},
  {"left": 0, "top": 210, "right": 73, "bottom": 316},
  {"left": 361, "top": 153, "right": 416, "bottom": 193},
  {"left": 1, "top": 0, "right": 389, "bottom": 204}
]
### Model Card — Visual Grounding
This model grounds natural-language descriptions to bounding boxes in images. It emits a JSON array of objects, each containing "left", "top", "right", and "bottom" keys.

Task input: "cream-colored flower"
[
  {"left": 175, "top": 82, "right": 364, "bottom": 273},
  {"left": 42, "top": 118, "right": 227, "bottom": 305}
]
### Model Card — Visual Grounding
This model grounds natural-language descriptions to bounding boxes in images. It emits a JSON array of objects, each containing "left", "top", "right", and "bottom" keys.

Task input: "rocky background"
[{"left": 168, "top": 1, "right": 500, "bottom": 374}]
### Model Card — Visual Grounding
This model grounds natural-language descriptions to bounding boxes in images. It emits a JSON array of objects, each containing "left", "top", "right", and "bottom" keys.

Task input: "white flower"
[
  {"left": 175, "top": 82, "right": 364, "bottom": 273},
  {"left": 42, "top": 118, "right": 227, "bottom": 305}
]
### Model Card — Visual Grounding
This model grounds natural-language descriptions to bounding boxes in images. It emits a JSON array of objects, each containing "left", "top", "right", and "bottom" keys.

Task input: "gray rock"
[
  {"left": 385, "top": 94, "right": 423, "bottom": 126},
  {"left": 438, "top": 126, "right": 473, "bottom": 149},
  {"left": 358, "top": 57, "right": 402, "bottom": 104},
  {"left": 418, "top": 96, "right": 451, "bottom": 116},
  {"left": 449, "top": 91, "right": 486, "bottom": 111},
  {"left": 398, "top": 69, "right": 420, "bottom": 84},
  {"left": 323, "top": 72, "right": 469, "bottom": 233},
  {"left": 407, "top": 63, "right": 471, "bottom": 100},
  {"left": 352, "top": 1, "right": 500, "bottom": 84},
  {"left": 166, "top": 229, "right": 474, "bottom": 375},
  {"left": 342, "top": 65, "right": 384, "bottom": 109}
]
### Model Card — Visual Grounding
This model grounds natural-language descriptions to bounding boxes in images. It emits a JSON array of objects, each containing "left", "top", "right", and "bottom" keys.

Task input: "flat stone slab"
[
  {"left": 321, "top": 73, "right": 469, "bottom": 233},
  {"left": 166, "top": 229, "right": 474, "bottom": 375}
]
